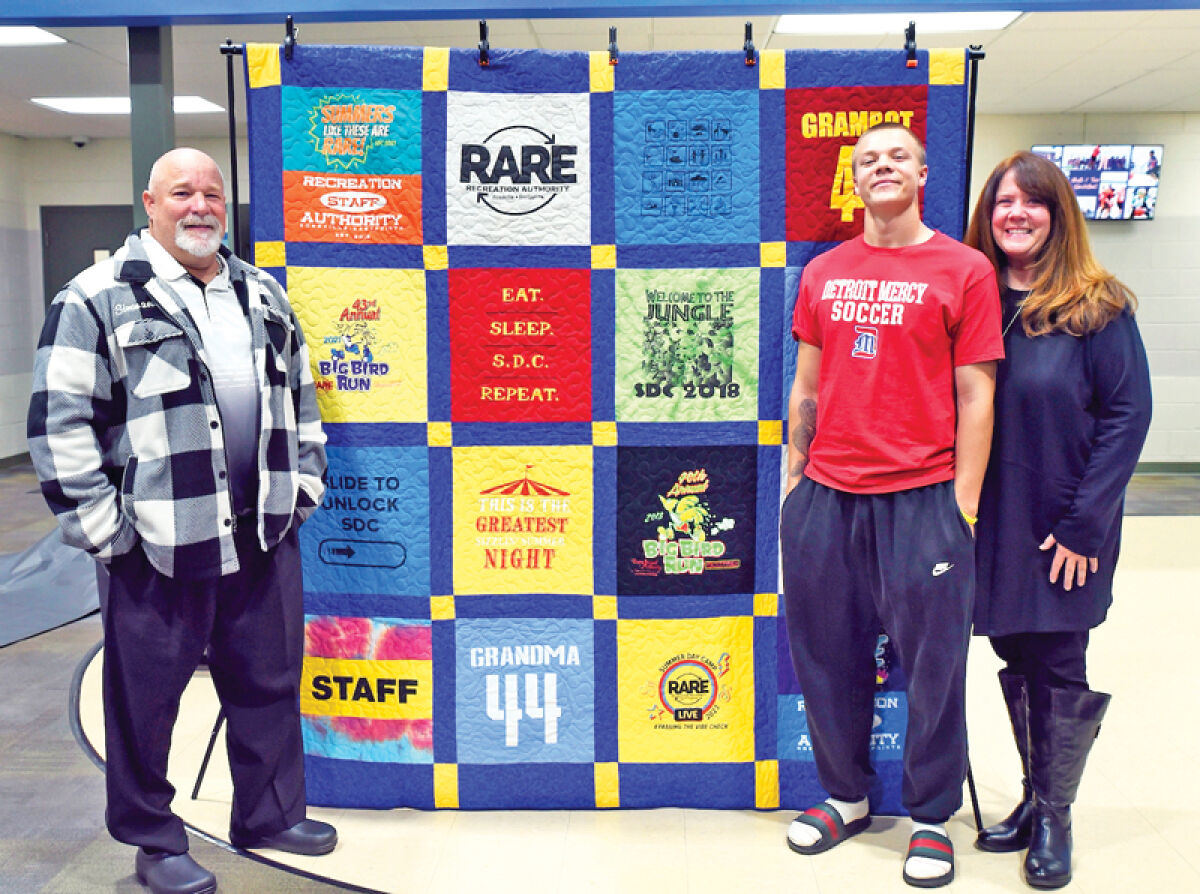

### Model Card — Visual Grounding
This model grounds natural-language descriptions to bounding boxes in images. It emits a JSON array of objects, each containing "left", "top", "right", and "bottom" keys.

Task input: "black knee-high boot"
[
  {"left": 977, "top": 670, "right": 1033, "bottom": 853},
  {"left": 1023, "top": 685, "right": 1111, "bottom": 890}
]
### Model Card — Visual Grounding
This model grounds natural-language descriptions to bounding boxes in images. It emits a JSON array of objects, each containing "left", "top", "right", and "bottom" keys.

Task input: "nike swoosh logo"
[{"left": 931, "top": 562, "right": 954, "bottom": 577}]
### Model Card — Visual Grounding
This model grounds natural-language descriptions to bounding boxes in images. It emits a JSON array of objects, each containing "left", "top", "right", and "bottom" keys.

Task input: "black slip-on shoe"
[
  {"left": 230, "top": 818, "right": 337, "bottom": 856},
  {"left": 134, "top": 848, "right": 217, "bottom": 894}
]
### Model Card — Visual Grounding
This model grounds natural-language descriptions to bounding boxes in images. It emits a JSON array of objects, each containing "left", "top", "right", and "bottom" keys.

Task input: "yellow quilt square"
[
  {"left": 755, "top": 760, "right": 780, "bottom": 808},
  {"left": 759, "top": 242, "right": 786, "bottom": 268},
  {"left": 453, "top": 445, "right": 594, "bottom": 595},
  {"left": 591, "top": 421, "right": 617, "bottom": 446},
  {"left": 595, "top": 762, "right": 619, "bottom": 807},
  {"left": 434, "top": 763, "right": 459, "bottom": 807},
  {"left": 254, "top": 241, "right": 285, "bottom": 267},
  {"left": 616, "top": 616, "right": 754, "bottom": 763},
  {"left": 592, "top": 595, "right": 617, "bottom": 619},
  {"left": 589, "top": 51, "right": 615, "bottom": 92},
  {"left": 300, "top": 657, "right": 433, "bottom": 719},
  {"left": 246, "top": 43, "right": 281, "bottom": 89},
  {"left": 423, "top": 47, "right": 450, "bottom": 91},
  {"left": 753, "top": 593, "right": 778, "bottom": 617},
  {"left": 289, "top": 266, "right": 428, "bottom": 422},
  {"left": 591, "top": 244, "right": 616, "bottom": 269},
  {"left": 759, "top": 50, "right": 785, "bottom": 90},
  {"left": 929, "top": 48, "right": 966, "bottom": 86}
]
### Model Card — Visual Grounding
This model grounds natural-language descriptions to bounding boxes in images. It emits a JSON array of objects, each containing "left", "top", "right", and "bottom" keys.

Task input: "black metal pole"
[
  {"left": 967, "top": 760, "right": 983, "bottom": 831},
  {"left": 962, "top": 42, "right": 987, "bottom": 834},
  {"left": 962, "top": 45, "right": 986, "bottom": 237},
  {"left": 221, "top": 40, "right": 243, "bottom": 259},
  {"left": 191, "top": 708, "right": 227, "bottom": 800}
]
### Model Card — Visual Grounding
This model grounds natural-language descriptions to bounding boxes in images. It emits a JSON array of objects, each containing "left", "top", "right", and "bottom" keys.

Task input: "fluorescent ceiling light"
[
  {"left": 32, "top": 96, "right": 224, "bottom": 115},
  {"left": 0, "top": 27, "right": 66, "bottom": 47},
  {"left": 776, "top": 12, "right": 1023, "bottom": 35},
  {"left": 173, "top": 96, "right": 224, "bottom": 114}
]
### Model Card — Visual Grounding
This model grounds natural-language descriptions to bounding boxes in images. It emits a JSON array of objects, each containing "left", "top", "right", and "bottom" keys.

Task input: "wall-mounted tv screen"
[{"left": 1031, "top": 144, "right": 1162, "bottom": 221}]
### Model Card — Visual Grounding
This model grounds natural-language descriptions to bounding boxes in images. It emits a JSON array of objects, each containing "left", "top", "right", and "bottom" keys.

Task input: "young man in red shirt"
[{"left": 781, "top": 123, "right": 1002, "bottom": 888}]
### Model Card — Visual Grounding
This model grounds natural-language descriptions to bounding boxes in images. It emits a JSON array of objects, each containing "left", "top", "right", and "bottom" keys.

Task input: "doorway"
[{"left": 40, "top": 205, "right": 133, "bottom": 309}]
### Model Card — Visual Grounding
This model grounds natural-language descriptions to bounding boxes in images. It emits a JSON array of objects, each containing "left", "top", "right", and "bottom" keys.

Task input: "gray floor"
[
  {"left": 0, "top": 458, "right": 1197, "bottom": 892},
  {"left": 0, "top": 460, "right": 344, "bottom": 892},
  {"left": 0, "top": 616, "right": 353, "bottom": 893},
  {"left": 1124, "top": 472, "right": 1200, "bottom": 515}
]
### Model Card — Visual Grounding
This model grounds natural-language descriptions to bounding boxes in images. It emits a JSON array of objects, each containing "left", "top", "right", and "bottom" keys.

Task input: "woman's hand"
[{"left": 1039, "top": 534, "right": 1099, "bottom": 591}]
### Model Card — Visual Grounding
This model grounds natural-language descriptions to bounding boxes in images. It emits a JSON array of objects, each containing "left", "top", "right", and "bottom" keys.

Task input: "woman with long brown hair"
[{"left": 964, "top": 151, "right": 1152, "bottom": 889}]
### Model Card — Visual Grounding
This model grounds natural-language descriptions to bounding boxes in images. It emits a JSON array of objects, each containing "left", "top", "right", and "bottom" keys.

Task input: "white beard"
[{"left": 174, "top": 215, "right": 223, "bottom": 258}]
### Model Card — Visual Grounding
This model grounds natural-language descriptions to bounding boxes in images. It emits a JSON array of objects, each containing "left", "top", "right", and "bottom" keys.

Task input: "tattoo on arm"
[{"left": 789, "top": 398, "right": 817, "bottom": 478}]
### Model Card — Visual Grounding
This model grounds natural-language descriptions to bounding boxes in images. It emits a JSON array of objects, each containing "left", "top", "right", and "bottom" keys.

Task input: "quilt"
[{"left": 244, "top": 42, "right": 971, "bottom": 811}]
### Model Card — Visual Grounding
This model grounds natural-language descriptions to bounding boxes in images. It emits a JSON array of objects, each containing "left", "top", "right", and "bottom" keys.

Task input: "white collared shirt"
[{"left": 143, "top": 233, "right": 258, "bottom": 513}]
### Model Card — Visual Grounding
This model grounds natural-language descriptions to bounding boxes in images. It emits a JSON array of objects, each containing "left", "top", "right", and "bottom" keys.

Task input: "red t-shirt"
[{"left": 791, "top": 231, "right": 1003, "bottom": 494}]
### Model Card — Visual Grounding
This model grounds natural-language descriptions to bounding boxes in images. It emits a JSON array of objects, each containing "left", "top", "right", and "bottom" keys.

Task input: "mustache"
[{"left": 178, "top": 214, "right": 221, "bottom": 229}]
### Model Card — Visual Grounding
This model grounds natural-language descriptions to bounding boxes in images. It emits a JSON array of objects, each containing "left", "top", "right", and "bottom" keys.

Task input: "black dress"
[{"left": 973, "top": 288, "right": 1153, "bottom": 636}]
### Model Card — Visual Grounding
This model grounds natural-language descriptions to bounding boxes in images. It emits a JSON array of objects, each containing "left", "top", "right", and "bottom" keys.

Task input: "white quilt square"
[{"left": 446, "top": 91, "right": 591, "bottom": 246}]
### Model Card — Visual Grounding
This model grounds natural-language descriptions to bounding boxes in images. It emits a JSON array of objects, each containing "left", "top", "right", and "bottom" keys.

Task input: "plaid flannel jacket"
[{"left": 27, "top": 231, "right": 326, "bottom": 579}]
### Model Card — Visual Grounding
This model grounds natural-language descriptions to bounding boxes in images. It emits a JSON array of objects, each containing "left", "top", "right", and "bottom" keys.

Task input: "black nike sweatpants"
[{"left": 780, "top": 476, "right": 975, "bottom": 822}]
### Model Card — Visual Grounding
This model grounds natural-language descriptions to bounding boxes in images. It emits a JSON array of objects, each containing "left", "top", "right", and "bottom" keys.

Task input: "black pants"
[
  {"left": 100, "top": 525, "right": 306, "bottom": 854},
  {"left": 781, "top": 477, "right": 975, "bottom": 822},
  {"left": 989, "top": 631, "right": 1090, "bottom": 690}
]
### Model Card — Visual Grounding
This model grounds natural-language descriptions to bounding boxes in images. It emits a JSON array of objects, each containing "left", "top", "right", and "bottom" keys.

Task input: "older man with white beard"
[{"left": 28, "top": 148, "right": 335, "bottom": 894}]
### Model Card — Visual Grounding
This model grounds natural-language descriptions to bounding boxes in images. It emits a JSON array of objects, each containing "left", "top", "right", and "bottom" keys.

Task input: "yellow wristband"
[{"left": 961, "top": 510, "right": 977, "bottom": 526}]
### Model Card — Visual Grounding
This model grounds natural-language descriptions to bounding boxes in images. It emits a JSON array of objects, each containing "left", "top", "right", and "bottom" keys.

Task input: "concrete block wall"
[
  {"left": 0, "top": 135, "right": 42, "bottom": 458},
  {"left": 0, "top": 136, "right": 243, "bottom": 460},
  {"left": 973, "top": 113, "right": 1200, "bottom": 466}
]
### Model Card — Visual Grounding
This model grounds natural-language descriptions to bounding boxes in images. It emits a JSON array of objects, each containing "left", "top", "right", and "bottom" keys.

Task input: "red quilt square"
[
  {"left": 785, "top": 85, "right": 928, "bottom": 243},
  {"left": 449, "top": 268, "right": 592, "bottom": 422}
]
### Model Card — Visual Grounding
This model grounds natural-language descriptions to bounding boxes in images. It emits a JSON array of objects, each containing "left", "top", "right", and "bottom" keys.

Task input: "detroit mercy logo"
[{"left": 851, "top": 325, "right": 878, "bottom": 358}]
